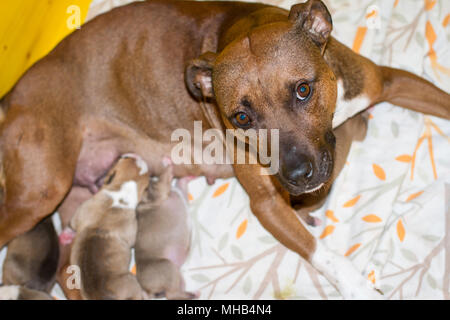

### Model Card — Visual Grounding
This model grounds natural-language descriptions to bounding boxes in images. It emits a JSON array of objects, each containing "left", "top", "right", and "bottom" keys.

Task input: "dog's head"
[
  {"left": 102, "top": 155, "right": 149, "bottom": 196},
  {"left": 186, "top": 0, "right": 337, "bottom": 195}
]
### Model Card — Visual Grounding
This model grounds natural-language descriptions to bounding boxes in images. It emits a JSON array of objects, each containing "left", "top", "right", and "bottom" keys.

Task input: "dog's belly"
[
  {"left": 73, "top": 137, "right": 120, "bottom": 193},
  {"left": 73, "top": 122, "right": 234, "bottom": 193}
]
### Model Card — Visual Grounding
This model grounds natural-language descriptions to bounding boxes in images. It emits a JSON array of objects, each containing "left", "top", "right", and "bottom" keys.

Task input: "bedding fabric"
[{"left": 0, "top": 0, "right": 449, "bottom": 300}]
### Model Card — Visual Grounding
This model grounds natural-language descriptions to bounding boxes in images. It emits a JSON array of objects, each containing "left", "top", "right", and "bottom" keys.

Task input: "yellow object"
[{"left": 0, "top": 0, "right": 92, "bottom": 98}]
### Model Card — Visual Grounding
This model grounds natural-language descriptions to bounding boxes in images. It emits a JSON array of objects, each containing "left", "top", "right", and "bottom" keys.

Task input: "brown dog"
[
  {"left": 0, "top": 0, "right": 448, "bottom": 298},
  {"left": 70, "top": 155, "right": 149, "bottom": 300},
  {"left": 135, "top": 165, "right": 195, "bottom": 300}
]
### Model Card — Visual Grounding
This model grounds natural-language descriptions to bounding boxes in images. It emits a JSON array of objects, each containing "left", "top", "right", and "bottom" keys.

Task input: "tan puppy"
[
  {"left": 135, "top": 164, "right": 196, "bottom": 300},
  {"left": 70, "top": 154, "right": 149, "bottom": 300}
]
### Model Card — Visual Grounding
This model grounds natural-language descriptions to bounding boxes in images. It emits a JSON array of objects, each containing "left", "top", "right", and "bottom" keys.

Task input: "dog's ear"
[
  {"left": 185, "top": 52, "right": 217, "bottom": 100},
  {"left": 289, "top": 0, "right": 332, "bottom": 53}
]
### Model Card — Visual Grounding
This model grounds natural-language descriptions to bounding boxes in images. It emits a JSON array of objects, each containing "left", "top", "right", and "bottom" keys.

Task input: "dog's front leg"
[{"left": 233, "top": 162, "right": 383, "bottom": 299}]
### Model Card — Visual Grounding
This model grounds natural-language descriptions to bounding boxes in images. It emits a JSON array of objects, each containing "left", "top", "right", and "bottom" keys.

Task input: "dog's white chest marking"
[
  {"left": 0, "top": 285, "right": 20, "bottom": 300},
  {"left": 311, "top": 242, "right": 383, "bottom": 299},
  {"left": 332, "top": 80, "right": 370, "bottom": 128},
  {"left": 103, "top": 181, "right": 139, "bottom": 209}
]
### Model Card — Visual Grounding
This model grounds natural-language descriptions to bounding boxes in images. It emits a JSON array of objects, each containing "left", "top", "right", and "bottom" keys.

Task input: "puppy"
[
  {"left": 135, "top": 165, "right": 196, "bottom": 299},
  {"left": 2, "top": 216, "right": 59, "bottom": 297},
  {"left": 70, "top": 154, "right": 149, "bottom": 300}
]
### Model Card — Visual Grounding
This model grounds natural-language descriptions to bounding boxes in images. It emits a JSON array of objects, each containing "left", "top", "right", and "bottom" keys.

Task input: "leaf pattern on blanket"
[{"left": 373, "top": 164, "right": 386, "bottom": 181}]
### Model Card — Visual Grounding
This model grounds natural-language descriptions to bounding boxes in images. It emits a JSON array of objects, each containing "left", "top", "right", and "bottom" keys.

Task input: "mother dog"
[{"left": 0, "top": 0, "right": 448, "bottom": 298}]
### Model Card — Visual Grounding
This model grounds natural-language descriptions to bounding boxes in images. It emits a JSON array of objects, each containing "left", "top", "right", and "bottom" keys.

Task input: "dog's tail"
[{"left": 377, "top": 66, "right": 450, "bottom": 120}]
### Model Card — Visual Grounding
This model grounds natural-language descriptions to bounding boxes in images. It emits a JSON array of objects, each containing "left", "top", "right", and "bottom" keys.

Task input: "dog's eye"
[
  {"left": 104, "top": 171, "right": 116, "bottom": 185},
  {"left": 296, "top": 82, "right": 311, "bottom": 100},
  {"left": 234, "top": 112, "right": 251, "bottom": 128}
]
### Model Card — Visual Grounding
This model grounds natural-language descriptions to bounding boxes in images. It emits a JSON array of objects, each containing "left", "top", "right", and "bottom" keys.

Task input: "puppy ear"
[
  {"left": 185, "top": 52, "right": 217, "bottom": 100},
  {"left": 289, "top": 0, "right": 332, "bottom": 53}
]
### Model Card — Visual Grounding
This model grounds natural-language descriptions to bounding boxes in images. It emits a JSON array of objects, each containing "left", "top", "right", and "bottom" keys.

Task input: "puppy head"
[
  {"left": 185, "top": 0, "right": 337, "bottom": 195},
  {"left": 102, "top": 154, "right": 149, "bottom": 197}
]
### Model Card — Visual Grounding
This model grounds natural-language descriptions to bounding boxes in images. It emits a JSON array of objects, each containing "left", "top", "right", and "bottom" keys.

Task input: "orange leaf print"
[
  {"left": 319, "top": 225, "right": 335, "bottom": 239},
  {"left": 395, "top": 155, "right": 412, "bottom": 163},
  {"left": 423, "top": 21, "right": 450, "bottom": 78},
  {"left": 406, "top": 190, "right": 424, "bottom": 202},
  {"left": 426, "top": 21, "right": 437, "bottom": 47},
  {"left": 343, "top": 195, "right": 361, "bottom": 208},
  {"left": 425, "top": 0, "right": 436, "bottom": 11},
  {"left": 397, "top": 220, "right": 405, "bottom": 242},
  {"left": 236, "top": 219, "right": 248, "bottom": 239},
  {"left": 372, "top": 164, "right": 386, "bottom": 181},
  {"left": 443, "top": 14, "right": 450, "bottom": 27},
  {"left": 352, "top": 26, "right": 367, "bottom": 53},
  {"left": 212, "top": 182, "right": 229, "bottom": 198},
  {"left": 368, "top": 270, "right": 376, "bottom": 284},
  {"left": 131, "top": 264, "right": 136, "bottom": 275},
  {"left": 394, "top": 0, "right": 399, "bottom": 7},
  {"left": 366, "top": 10, "right": 377, "bottom": 19},
  {"left": 362, "top": 214, "right": 382, "bottom": 223},
  {"left": 345, "top": 243, "right": 361, "bottom": 257},
  {"left": 188, "top": 193, "right": 194, "bottom": 201},
  {"left": 325, "top": 210, "right": 339, "bottom": 223}
]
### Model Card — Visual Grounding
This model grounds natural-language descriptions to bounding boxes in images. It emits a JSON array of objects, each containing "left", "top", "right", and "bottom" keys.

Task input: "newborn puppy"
[
  {"left": 70, "top": 154, "right": 149, "bottom": 300},
  {"left": 2, "top": 216, "right": 59, "bottom": 294},
  {"left": 135, "top": 166, "right": 196, "bottom": 299}
]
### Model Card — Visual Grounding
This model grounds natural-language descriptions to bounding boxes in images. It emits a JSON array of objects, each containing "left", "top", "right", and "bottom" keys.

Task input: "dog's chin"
[{"left": 277, "top": 174, "right": 328, "bottom": 196}]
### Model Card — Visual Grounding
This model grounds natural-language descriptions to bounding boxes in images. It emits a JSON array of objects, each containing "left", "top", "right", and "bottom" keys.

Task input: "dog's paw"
[{"left": 312, "top": 242, "right": 385, "bottom": 300}]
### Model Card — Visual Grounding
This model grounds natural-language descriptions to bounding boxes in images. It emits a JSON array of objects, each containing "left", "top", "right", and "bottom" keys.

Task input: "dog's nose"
[{"left": 287, "top": 157, "right": 314, "bottom": 186}]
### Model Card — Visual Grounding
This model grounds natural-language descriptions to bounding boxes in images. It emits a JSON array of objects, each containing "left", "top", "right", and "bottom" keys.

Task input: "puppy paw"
[{"left": 59, "top": 227, "right": 76, "bottom": 245}]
